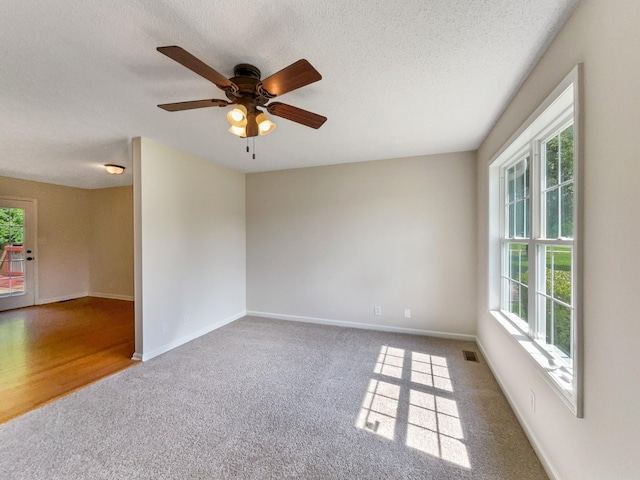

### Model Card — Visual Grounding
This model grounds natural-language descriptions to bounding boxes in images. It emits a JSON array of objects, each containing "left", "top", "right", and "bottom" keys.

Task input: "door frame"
[{"left": 0, "top": 196, "right": 38, "bottom": 310}]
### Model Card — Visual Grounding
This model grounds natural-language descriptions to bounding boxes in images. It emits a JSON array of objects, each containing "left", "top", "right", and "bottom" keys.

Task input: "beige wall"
[
  {"left": 476, "top": 0, "right": 640, "bottom": 478},
  {"left": 247, "top": 152, "right": 477, "bottom": 336},
  {"left": 89, "top": 186, "right": 134, "bottom": 299},
  {"left": 0, "top": 176, "right": 90, "bottom": 302},
  {"left": 134, "top": 138, "right": 246, "bottom": 360},
  {"left": 0, "top": 176, "right": 134, "bottom": 303}
]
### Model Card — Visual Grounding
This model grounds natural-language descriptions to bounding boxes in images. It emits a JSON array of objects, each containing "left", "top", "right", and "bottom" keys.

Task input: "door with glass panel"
[{"left": 0, "top": 199, "right": 36, "bottom": 311}]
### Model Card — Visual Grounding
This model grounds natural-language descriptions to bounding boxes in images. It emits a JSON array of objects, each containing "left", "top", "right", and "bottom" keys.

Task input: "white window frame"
[{"left": 488, "top": 65, "right": 583, "bottom": 417}]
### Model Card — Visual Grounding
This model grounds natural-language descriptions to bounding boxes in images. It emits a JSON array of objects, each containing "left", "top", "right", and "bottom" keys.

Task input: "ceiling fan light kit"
[
  {"left": 156, "top": 46, "right": 327, "bottom": 144},
  {"left": 225, "top": 105, "right": 276, "bottom": 137}
]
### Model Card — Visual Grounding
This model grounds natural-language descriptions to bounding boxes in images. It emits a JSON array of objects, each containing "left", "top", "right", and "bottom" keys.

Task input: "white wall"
[
  {"left": 134, "top": 137, "right": 246, "bottom": 360},
  {"left": 247, "top": 153, "right": 477, "bottom": 337},
  {"left": 476, "top": 1, "right": 640, "bottom": 478}
]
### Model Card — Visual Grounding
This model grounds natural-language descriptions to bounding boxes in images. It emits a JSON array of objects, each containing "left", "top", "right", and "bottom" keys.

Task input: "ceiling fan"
[{"left": 156, "top": 46, "right": 327, "bottom": 137}]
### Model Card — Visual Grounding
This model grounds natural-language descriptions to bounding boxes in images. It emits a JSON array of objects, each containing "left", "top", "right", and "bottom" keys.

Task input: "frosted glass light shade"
[
  {"left": 226, "top": 105, "right": 248, "bottom": 127},
  {"left": 105, "top": 164, "right": 125, "bottom": 175},
  {"left": 228, "top": 125, "right": 247, "bottom": 137},
  {"left": 256, "top": 112, "right": 276, "bottom": 135}
]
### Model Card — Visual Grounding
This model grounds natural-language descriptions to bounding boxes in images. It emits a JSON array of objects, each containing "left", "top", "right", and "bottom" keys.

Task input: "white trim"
[
  {"left": 476, "top": 338, "right": 560, "bottom": 480},
  {"left": 36, "top": 292, "right": 88, "bottom": 305},
  {"left": 0, "top": 196, "right": 38, "bottom": 309},
  {"left": 488, "top": 66, "right": 578, "bottom": 167},
  {"left": 88, "top": 292, "right": 134, "bottom": 301},
  {"left": 489, "top": 310, "right": 576, "bottom": 413},
  {"left": 131, "top": 352, "right": 142, "bottom": 361},
  {"left": 139, "top": 311, "right": 246, "bottom": 362},
  {"left": 246, "top": 311, "right": 477, "bottom": 342},
  {"left": 488, "top": 64, "right": 583, "bottom": 417}
]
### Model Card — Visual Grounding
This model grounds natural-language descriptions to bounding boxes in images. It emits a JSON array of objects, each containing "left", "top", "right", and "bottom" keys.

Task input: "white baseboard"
[
  {"left": 89, "top": 292, "right": 134, "bottom": 302},
  {"left": 476, "top": 339, "right": 560, "bottom": 480},
  {"left": 246, "top": 311, "right": 477, "bottom": 342},
  {"left": 131, "top": 352, "right": 143, "bottom": 361},
  {"left": 139, "top": 311, "right": 246, "bottom": 362},
  {"left": 36, "top": 292, "right": 134, "bottom": 304},
  {"left": 37, "top": 292, "right": 88, "bottom": 305}
]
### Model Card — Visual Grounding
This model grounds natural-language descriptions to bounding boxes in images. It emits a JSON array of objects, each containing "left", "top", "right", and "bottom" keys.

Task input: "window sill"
[{"left": 489, "top": 310, "right": 580, "bottom": 416}]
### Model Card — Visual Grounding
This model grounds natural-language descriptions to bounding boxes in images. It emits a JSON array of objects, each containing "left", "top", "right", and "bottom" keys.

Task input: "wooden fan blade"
[
  {"left": 267, "top": 102, "right": 327, "bottom": 129},
  {"left": 158, "top": 99, "right": 230, "bottom": 112},
  {"left": 157, "top": 46, "right": 237, "bottom": 92},
  {"left": 259, "top": 59, "right": 321, "bottom": 97},
  {"left": 246, "top": 112, "right": 259, "bottom": 137}
]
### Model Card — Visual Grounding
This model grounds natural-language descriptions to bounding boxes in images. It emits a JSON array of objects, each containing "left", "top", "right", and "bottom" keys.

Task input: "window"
[{"left": 489, "top": 66, "right": 582, "bottom": 416}]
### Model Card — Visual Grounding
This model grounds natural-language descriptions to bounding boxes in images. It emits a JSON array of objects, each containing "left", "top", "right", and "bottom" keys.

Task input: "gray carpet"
[{"left": 0, "top": 316, "right": 547, "bottom": 479}]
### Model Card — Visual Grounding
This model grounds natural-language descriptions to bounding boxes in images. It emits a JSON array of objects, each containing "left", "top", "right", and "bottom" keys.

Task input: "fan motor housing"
[{"left": 226, "top": 63, "right": 269, "bottom": 107}]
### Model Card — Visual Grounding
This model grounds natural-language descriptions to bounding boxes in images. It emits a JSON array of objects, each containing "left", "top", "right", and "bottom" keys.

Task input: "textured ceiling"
[{"left": 0, "top": 0, "right": 580, "bottom": 189}]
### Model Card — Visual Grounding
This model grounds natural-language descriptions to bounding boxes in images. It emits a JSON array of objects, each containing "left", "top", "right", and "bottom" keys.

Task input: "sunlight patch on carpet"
[{"left": 356, "top": 345, "right": 471, "bottom": 469}]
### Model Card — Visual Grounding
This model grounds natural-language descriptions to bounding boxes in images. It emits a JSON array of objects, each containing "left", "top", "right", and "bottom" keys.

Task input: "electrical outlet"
[
  {"left": 530, "top": 389, "right": 536, "bottom": 412},
  {"left": 374, "top": 306, "right": 382, "bottom": 316},
  {"left": 162, "top": 321, "right": 169, "bottom": 334},
  {"left": 183, "top": 315, "right": 189, "bottom": 326},
  {"left": 404, "top": 308, "right": 411, "bottom": 318}
]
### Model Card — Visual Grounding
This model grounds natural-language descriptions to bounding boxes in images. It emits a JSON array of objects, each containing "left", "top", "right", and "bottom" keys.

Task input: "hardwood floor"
[{"left": 0, "top": 296, "right": 136, "bottom": 424}]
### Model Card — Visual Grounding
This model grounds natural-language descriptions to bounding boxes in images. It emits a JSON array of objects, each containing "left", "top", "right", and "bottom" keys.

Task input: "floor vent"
[{"left": 463, "top": 350, "right": 479, "bottom": 362}]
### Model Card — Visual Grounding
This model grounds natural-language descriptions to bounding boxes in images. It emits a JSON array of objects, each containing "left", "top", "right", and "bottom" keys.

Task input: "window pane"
[
  {"left": 508, "top": 281, "right": 528, "bottom": 325},
  {"left": 521, "top": 285, "right": 529, "bottom": 322},
  {"left": 545, "top": 135, "right": 559, "bottom": 188},
  {"left": 515, "top": 200, "right": 525, "bottom": 238},
  {"left": 561, "top": 184, "right": 574, "bottom": 238},
  {"left": 545, "top": 298, "right": 553, "bottom": 344},
  {"left": 0, "top": 208, "right": 10, "bottom": 226},
  {"left": 507, "top": 165, "right": 516, "bottom": 203},
  {"left": 545, "top": 189, "right": 559, "bottom": 239},
  {"left": 508, "top": 203, "right": 515, "bottom": 238},
  {"left": 524, "top": 198, "right": 529, "bottom": 238},
  {"left": 553, "top": 302, "right": 571, "bottom": 357},
  {"left": 11, "top": 209, "right": 24, "bottom": 227},
  {"left": 551, "top": 247, "right": 571, "bottom": 304},
  {"left": 524, "top": 156, "right": 530, "bottom": 198},
  {"left": 560, "top": 124, "right": 574, "bottom": 183},
  {"left": 515, "top": 163, "right": 525, "bottom": 201},
  {"left": 508, "top": 243, "right": 528, "bottom": 283},
  {"left": 543, "top": 245, "right": 572, "bottom": 304}
]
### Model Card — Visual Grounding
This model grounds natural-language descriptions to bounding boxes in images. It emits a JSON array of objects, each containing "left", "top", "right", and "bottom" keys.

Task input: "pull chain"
[{"left": 243, "top": 137, "right": 257, "bottom": 160}]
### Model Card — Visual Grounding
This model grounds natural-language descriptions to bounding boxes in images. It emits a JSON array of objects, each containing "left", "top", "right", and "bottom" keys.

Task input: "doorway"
[{"left": 0, "top": 198, "right": 36, "bottom": 311}]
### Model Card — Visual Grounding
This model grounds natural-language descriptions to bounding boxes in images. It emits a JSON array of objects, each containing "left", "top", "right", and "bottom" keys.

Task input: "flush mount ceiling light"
[
  {"left": 105, "top": 164, "right": 125, "bottom": 175},
  {"left": 155, "top": 46, "right": 327, "bottom": 139}
]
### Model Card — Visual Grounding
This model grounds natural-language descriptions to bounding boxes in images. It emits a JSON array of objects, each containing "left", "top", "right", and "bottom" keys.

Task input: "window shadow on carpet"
[{"left": 355, "top": 345, "right": 470, "bottom": 469}]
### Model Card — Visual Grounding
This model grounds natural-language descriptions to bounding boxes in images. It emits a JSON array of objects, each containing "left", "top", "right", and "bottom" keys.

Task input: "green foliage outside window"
[{"left": 0, "top": 208, "right": 24, "bottom": 249}]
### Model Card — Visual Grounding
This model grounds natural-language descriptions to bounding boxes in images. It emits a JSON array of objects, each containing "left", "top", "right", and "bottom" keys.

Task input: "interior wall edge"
[
  {"left": 87, "top": 292, "right": 134, "bottom": 302},
  {"left": 139, "top": 310, "right": 246, "bottom": 362},
  {"left": 36, "top": 293, "right": 88, "bottom": 305}
]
